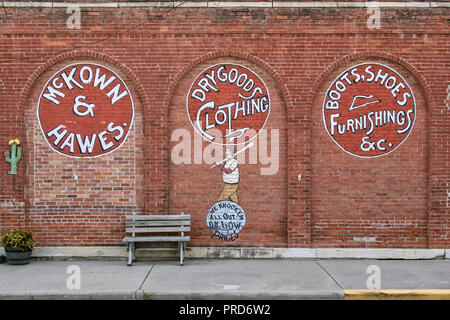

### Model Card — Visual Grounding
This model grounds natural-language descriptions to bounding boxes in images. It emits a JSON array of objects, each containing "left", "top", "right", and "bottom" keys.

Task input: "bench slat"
[
  {"left": 125, "top": 215, "right": 190, "bottom": 221},
  {"left": 123, "top": 236, "right": 190, "bottom": 242},
  {"left": 126, "top": 220, "right": 191, "bottom": 227},
  {"left": 126, "top": 226, "right": 190, "bottom": 233}
]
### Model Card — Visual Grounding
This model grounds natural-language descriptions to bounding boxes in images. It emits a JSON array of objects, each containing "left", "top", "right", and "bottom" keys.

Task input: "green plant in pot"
[{"left": 0, "top": 229, "right": 35, "bottom": 265}]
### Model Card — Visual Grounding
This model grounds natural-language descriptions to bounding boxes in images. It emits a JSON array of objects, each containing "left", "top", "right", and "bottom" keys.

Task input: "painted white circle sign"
[
  {"left": 37, "top": 62, "right": 134, "bottom": 158},
  {"left": 323, "top": 62, "right": 416, "bottom": 158},
  {"left": 187, "top": 63, "right": 270, "bottom": 146},
  {"left": 206, "top": 200, "right": 246, "bottom": 241}
]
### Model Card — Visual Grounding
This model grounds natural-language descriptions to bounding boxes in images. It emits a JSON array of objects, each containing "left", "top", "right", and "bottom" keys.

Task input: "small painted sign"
[
  {"left": 323, "top": 62, "right": 416, "bottom": 158},
  {"left": 187, "top": 63, "right": 270, "bottom": 145},
  {"left": 37, "top": 63, "right": 134, "bottom": 158},
  {"left": 206, "top": 200, "right": 246, "bottom": 241}
]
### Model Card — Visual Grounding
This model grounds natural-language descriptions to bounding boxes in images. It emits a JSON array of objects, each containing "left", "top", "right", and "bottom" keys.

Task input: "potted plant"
[{"left": 0, "top": 229, "right": 35, "bottom": 265}]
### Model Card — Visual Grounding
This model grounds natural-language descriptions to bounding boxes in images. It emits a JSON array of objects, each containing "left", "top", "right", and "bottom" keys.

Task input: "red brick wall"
[
  {"left": 21, "top": 58, "right": 145, "bottom": 245},
  {"left": 168, "top": 57, "right": 287, "bottom": 247},
  {"left": 0, "top": 4, "right": 448, "bottom": 248},
  {"left": 311, "top": 58, "right": 428, "bottom": 248}
]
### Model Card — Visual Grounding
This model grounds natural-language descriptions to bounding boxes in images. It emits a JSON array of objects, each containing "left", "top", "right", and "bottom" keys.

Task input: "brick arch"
[
  {"left": 19, "top": 51, "right": 148, "bottom": 239},
  {"left": 18, "top": 50, "right": 149, "bottom": 126},
  {"left": 308, "top": 51, "right": 432, "bottom": 248},
  {"left": 306, "top": 51, "right": 435, "bottom": 113},
  {"left": 164, "top": 52, "right": 290, "bottom": 246},
  {"left": 16, "top": 50, "right": 149, "bottom": 207},
  {"left": 160, "top": 51, "right": 293, "bottom": 213},
  {"left": 163, "top": 50, "right": 293, "bottom": 115}
]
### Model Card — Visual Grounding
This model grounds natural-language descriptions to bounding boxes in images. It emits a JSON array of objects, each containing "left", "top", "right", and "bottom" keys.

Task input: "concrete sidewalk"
[{"left": 0, "top": 258, "right": 449, "bottom": 300}]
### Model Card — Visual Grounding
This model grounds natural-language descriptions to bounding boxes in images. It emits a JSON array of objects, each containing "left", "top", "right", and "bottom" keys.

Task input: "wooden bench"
[{"left": 123, "top": 213, "right": 190, "bottom": 266}]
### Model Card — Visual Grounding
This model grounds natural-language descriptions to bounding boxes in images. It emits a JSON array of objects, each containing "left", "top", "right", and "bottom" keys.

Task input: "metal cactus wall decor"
[{"left": 5, "top": 139, "right": 22, "bottom": 175}]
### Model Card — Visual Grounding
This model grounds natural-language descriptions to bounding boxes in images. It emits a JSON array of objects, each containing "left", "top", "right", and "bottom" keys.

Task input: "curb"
[
  {"left": 3, "top": 289, "right": 450, "bottom": 300},
  {"left": 136, "top": 290, "right": 345, "bottom": 300},
  {"left": 344, "top": 290, "right": 450, "bottom": 300},
  {"left": 0, "top": 291, "right": 137, "bottom": 300},
  {"left": 0, "top": 290, "right": 344, "bottom": 300}
]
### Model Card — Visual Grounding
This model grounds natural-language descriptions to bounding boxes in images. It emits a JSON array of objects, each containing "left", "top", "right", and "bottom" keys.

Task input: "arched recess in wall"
[
  {"left": 309, "top": 53, "right": 430, "bottom": 248},
  {"left": 20, "top": 52, "right": 146, "bottom": 246},
  {"left": 166, "top": 53, "right": 289, "bottom": 247}
]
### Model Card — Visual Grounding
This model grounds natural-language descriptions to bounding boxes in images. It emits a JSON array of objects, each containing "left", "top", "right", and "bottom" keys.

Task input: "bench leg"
[
  {"left": 179, "top": 242, "right": 185, "bottom": 266},
  {"left": 127, "top": 242, "right": 134, "bottom": 266},
  {"left": 180, "top": 242, "right": 186, "bottom": 266}
]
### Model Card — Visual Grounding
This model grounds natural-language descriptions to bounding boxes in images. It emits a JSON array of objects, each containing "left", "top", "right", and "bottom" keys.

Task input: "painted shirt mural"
[
  {"left": 323, "top": 62, "right": 416, "bottom": 158},
  {"left": 187, "top": 63, "right": 270, "bottom": 241},
  {"left": 187, "top": 63, "right": 270, "bottom": 146},
  {"left": 37, "top": 63, "right": 134, "bottom": 158},
  {"left": 216, "top": 148, "right": 240, "bottom": 203}
]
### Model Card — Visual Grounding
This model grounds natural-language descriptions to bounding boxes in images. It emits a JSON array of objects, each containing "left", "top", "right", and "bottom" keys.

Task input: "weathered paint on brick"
[{"left": 0, "top": 4, "right": 448, "bottom": 249}]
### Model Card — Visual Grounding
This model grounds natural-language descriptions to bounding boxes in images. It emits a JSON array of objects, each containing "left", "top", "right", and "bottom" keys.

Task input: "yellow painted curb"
[{"left": 345, "top": 290, "right": 450, "bottom": 300}]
